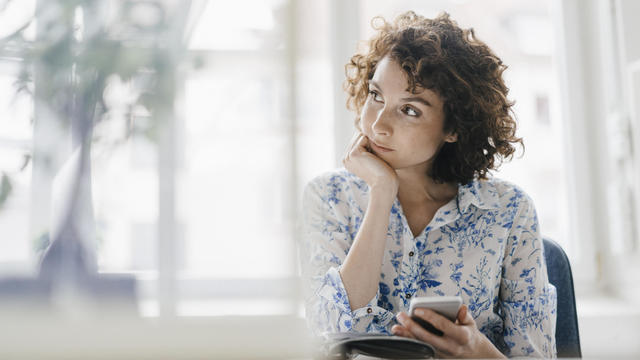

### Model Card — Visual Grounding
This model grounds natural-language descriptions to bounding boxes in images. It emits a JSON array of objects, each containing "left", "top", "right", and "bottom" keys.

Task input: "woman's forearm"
[{"left": 340, "top": 186, "right": 396, "bottom": 310}]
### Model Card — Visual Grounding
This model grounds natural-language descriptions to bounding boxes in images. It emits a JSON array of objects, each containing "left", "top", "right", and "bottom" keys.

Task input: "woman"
[{"left": 300, "top": 11, "right": 556, "bottom": 358}]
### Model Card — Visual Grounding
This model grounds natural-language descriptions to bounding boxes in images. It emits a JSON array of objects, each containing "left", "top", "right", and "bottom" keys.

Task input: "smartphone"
[{"left": 407, "top": 296, "right": 463, "bottom": 336}]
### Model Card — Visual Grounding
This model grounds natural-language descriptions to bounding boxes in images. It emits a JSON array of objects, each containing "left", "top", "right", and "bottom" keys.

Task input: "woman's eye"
[
  {"left": 402, "top": 105, "right": 420, "bottom": 117},
  {"left": 368, "top": 90, "right": 383, "bottom": 102}
]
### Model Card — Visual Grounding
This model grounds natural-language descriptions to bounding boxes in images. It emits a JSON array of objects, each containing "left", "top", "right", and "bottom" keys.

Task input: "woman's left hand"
[{"left": 391, "top": 304, "right": 506, "bottom": 359}]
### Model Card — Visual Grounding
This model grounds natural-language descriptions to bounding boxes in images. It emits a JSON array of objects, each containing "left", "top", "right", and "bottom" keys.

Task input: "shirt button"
[
  {"left": 367, "top": 307, "right": 373, "bottom": 314},
  {"left": 408, "top": 251, "right": 414, "bottom": 257},
  {"left": 406, "top": 293, "right": 412, "bottom": 299}
]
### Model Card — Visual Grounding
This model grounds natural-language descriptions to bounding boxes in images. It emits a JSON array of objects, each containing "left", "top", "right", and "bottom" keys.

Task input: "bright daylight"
[{"left": 0, "top": 0, "right": 639, "bottom": 358}]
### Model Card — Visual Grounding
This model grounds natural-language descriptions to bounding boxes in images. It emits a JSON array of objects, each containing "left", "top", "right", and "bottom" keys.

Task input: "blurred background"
[{"left": 1, "top": 0, "right": 639, "bottom": 358}]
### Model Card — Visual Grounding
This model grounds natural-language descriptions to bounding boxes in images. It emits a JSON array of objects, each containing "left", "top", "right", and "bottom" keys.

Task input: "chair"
[{"left": 543, "top": 237, "right": 582, "bottom": 358}]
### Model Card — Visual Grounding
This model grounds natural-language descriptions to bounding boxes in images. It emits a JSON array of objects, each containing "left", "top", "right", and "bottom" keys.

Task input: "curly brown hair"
[{"left": 345, "top": 11, "right": 523, "bottom": 185}]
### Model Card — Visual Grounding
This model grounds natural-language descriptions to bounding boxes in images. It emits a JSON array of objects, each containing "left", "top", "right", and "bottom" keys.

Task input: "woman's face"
[{"left": 359, "top": 55, "right": 457, "bottom": 173}]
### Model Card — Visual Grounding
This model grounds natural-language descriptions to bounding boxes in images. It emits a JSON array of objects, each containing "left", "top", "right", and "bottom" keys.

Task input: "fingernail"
[{"left": 415, "top": 309, "right": 424, "bottom": 316}]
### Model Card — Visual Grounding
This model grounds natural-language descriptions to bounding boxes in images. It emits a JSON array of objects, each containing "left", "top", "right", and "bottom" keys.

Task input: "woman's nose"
[{"left": 372, "top": 107, "right": 393, "bottom": 136}]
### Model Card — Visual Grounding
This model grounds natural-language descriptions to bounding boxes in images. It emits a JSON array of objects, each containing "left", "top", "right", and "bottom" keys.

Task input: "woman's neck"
[{"left": 395, "top": 167, "right": 458, "bottom": 206}]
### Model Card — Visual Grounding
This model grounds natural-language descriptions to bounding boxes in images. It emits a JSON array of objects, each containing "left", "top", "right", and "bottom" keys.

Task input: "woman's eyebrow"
[
  {"left": 369, "top": 80, "right": 432, "bottom": 106},
  {"left": 401, "top": 96, "right": 432, "bottom": 107}
]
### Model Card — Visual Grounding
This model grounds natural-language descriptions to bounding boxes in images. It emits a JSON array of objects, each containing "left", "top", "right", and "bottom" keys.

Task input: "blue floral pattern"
[{"left": 299, "top": 168, "right": 557, "bottom": 358}]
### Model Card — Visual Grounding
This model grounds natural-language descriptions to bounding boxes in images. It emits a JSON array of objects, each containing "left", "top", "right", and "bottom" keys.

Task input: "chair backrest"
[{"left": 542, "top": 237, "right": 582, "bottom": 358}]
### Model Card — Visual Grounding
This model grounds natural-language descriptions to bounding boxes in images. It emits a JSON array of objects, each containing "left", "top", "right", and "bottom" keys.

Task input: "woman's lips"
[{"left": 370, "top": 140, "right": 394, "bottom": 152}]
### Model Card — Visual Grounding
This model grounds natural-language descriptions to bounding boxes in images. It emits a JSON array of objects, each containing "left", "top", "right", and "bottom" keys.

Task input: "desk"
[{"left": 0, "top": 310, "right": 313, "bottom": 359}]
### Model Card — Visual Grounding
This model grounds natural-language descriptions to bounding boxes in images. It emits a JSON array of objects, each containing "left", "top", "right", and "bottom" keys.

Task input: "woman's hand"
[
  {"left": 343, "top": 132, "right": 399, "bottom": 199},
  {"left": 391, "top": 305, "right": 506, "bottom": 359}
]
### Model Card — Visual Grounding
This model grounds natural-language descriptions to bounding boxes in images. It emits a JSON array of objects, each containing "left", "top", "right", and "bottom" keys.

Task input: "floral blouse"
[{"left": 299, "top": 168, "right": 557, "bottom": 358}]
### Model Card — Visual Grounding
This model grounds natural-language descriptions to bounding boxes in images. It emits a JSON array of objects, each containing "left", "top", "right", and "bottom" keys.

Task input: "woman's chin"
[{"left": 380, "top": 157, "right": 398, "bottom": 169}]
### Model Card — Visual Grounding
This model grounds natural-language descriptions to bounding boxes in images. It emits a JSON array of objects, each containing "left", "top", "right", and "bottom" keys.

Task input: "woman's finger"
[
  {"left": 391, "top": 324, "right": 416, "bottom": 339},
  {"left": 359, "top": 134, "right": 371, "bottom": 152},
  {"left": 415, "top": 309, "right": 463, "bottom": 339},
  {"left": 343, "top": 133, "right": 364, "bottom": 161},
  {"left": 347, "top": 134, "right": 370, "bottom": 159},
  {"left": 396, "top": 312, "right": 456, "bottom": 355},
  {"left": 456, "top": 304, "right": 474, "bottom": 326},
  {"left": 347, "top": 132, "right": 364, "bottom": 152},
  {"left": 456, "top": 304, "right": 467, "bottom": 324},
  {"left": 342, "top": 133, "right": 360, "bottom": 164}
]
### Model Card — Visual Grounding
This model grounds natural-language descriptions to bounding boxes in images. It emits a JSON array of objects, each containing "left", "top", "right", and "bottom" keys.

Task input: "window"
[
  {"left": 0, "top": 0, "right": 336, "bottom": 319},
  {"left": 2, "top": 0, "right": 638, "bottom": 321},
  {"left": 3, "top": 1, "right": 640, "bottom": 357},
  {"left": 90, "top": 0, "right": 312, "bottom": 316}
]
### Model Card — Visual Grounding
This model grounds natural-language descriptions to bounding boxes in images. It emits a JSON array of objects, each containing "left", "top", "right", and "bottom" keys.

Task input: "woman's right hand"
[{"left": 343, "top": 133, "right": 399, "bottom": 199}]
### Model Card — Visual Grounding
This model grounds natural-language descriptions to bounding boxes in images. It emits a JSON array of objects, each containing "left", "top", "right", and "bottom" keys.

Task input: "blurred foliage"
[
  {"left": 33, "top": 231, "right": 50, "bottom": 258},
  {"left": 1, "top": 0, "right": 185, "bottom": 133},
  {"left": 0, "top": 0, "right": 197, "bottom": 209},
  {"left": 0, "top": 173, "right": 12, "bottom": 210}
]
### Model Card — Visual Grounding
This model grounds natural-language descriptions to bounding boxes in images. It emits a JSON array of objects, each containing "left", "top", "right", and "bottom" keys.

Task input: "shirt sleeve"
[
  {"left": 499, "top": 193, "right": 557, "bottom": 358},
  {"left": 298, "top": 179, "right": 396, "bottom": 336}
]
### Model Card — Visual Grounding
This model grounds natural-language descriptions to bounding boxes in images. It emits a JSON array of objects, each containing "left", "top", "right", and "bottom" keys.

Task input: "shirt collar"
[
  {"left": 456, "top": 177, "right": 502, "bottom": 214},
  {"left": 402, "top": 177, "right": 502, "bottom": 236}
]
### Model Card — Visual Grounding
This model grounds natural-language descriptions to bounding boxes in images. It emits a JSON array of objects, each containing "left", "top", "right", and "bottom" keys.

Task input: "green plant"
[
  {"left": 0, "top": 0, "right": 198, "bottom": 278},
  {"left": 0, "top": 0, "right": 195, "bottom": 209}
]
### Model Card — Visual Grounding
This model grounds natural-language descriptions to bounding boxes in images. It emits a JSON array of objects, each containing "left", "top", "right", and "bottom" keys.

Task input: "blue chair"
[{"left": 543, "top": 237, "right": 582, "bottom": 358}]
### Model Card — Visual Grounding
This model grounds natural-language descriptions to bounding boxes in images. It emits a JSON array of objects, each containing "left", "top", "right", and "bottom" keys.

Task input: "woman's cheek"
[
  {"left": 358, "top": 109, "right": 369, "bottom": 131},
  {"left": 360, "top": 103, "right": 378, "bottom": 129},
  {"left": 355, "top": 117, "right": 363, "bottom": 131}
]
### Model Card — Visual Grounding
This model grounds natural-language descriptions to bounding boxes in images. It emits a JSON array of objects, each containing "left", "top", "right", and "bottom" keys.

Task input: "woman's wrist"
[
  {"left": 369, "top": 178, "right": 398, "bottom": 199},
  {"left": 478, "top": 334, "right": 506, "bottom": 359},
  {"left": 369, "top": 185, "right": 397, "bottom": 206}
]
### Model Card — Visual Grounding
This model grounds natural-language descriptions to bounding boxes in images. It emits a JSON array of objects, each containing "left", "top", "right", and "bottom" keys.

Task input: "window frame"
[
  {"left": 150, "top": 0, "right": 301, "bottom": 317},
  {"left": 551, "top": 0, "right": 640, "bottom": 298}
]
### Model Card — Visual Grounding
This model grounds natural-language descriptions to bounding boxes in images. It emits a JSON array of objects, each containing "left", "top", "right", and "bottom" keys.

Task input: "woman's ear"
[{"left": 445, "top": 133, "right": 458, "bottom": 143}]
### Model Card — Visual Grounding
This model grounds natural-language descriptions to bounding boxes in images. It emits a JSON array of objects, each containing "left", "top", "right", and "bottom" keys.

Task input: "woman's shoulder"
[
  {"left": 476, "top": 176, "right": 536, "bottom": 210},
  {"left": 302, "top": 168, "right": 369, "bottom": 215},
  {"left": 305, "top": 168, "right": 366, "bottom": 192},
  {"left": 303, "top": 168, "right": 369, "bottom": 207}
]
